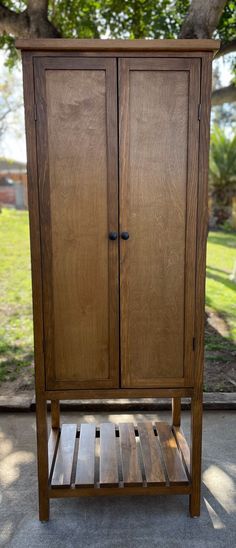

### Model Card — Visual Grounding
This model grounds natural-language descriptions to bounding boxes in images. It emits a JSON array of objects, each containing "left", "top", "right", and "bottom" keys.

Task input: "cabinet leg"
[
  {"left": 189, "top": 394, "right": 203, "bottom": 518},
  {"left": 51, "top": 400, "right": 60, "bottom": 429},
  {"left": 172, "top": 397, "right": 181, "bottom": 427},
  {"left": 36, "top": 394, "right": 50, "bottom": 521}
]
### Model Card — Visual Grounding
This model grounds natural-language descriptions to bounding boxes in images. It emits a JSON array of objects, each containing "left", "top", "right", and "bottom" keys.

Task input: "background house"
[{"left": 0, "top": 158, "right": 27, "bottom": 209}]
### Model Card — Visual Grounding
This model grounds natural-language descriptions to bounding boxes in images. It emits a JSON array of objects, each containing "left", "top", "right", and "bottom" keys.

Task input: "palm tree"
[{"left": 209, "top": 127, "right": 236, "bottom": 227}]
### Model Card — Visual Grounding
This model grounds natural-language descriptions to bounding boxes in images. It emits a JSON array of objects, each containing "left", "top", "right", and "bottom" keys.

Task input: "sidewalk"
[
  {"left": 0, "top": 410, "right": 235, "bottom": 547},
  {"left": 0, "top": 391, "right": 236, "bottom": 411}
]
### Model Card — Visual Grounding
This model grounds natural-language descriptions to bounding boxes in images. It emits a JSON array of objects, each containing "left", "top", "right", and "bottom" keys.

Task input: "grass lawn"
[
  {"left": 206, "top": 231, "right": 236, "bottom": 342},
  {"left": 0, "top": 208, "right": 235, "bottom": 389},
  {"left": 205, "top": 231, "right": 236, "bottom": 391},
  {"left": 0, "top": 208, "right": 33, "bottom": 382}
]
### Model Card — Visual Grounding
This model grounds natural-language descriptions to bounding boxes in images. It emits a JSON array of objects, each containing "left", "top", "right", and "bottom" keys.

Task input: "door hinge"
[
  {"left": 192, "top": 337, "right": 196, "bottom": 351},
  {"left": 198, "top": 103, "right": 201, "bottom": 121},
  {"left": 34, "top": 103, "right": 37, "bottom": 121}
]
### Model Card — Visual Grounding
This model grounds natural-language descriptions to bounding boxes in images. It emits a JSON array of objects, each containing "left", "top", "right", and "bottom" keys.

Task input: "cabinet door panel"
[
  {"left": 119, "top": 58, "right": 200, "bottom": 388},
  {"left": 34, "top": 58, "right": 119, "bottom": 389}
]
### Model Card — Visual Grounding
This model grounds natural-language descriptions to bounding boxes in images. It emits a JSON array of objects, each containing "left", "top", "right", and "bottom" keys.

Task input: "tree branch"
[
  {"left": 0, "top": 107, "right": 12, "bottom": 123},
  {"left": 179, "top": 0, "right": 227, "bottom": 39},
  {"left": 27, "top": 0, "right": 60, "bottom": 37},
  {"left": 0, "top": 3, "right": 28, "bottom": 36},
  {"left": 212, "top": 84, "right": 236, "bottom": 105},
  {"left": 0, "top": 0, "right": 60, "bottom": 38},
  {"left": 215, "top": 38, "right": 236, "bottom": 58},
  {"left": 27, "top": 0, "right": 49, "bottom": 14}
]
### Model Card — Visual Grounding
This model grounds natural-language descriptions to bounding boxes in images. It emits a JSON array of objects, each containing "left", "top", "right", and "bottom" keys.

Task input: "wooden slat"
[
  {"left": 48, "top": 428, "right": 59, "bottom": 478},
  {"left": 51, "top": 424, "right": 77, "bottom": 487},
  {"left": 173, "top": 426, "right": 190, "bottom": 477},
  {"left": 75, "top": 423, "right": 96, "bottom": 487},
  {"left": 137, "top": 422, "right": 165, "bottom": 486},
  {"left": 99, "top": 423, "right": 119, "bottom": 487},
  {"left": 155, "top": 422, "right": 188, "bottom": 485},
  {"left": 119, "top": 423, "right": 142, "bottom": 486}
]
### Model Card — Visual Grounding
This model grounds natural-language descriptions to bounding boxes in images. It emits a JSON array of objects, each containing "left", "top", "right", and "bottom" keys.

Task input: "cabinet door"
[
  {"left": 34, "top": 58, "right": 119, "bottom": 390},
  {"left": 119, "top": 58, "right": 200, "bottom": 388}
]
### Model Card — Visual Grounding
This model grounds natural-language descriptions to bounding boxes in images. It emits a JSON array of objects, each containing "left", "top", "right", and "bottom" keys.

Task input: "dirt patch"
[
  {"left": 0, "top": 311, "right": 235, "bottom": 398},
  {"left": 0, "top": 363, "right": 34, "bottom": 401},
  {"left": 204, "top": 311, "right": 236, "bottom": 392}
]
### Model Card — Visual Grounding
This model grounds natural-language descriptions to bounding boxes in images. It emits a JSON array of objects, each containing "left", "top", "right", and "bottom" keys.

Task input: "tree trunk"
[
  {"left": 0, "top": 0, "right": 235, "bottom": 111},
  {"left": 212, "top": 84, "right": 236, "bottom": 106},
  {"left": 179, "top": 0, "right": 227, "bottom": 39},
  {"left": 179, "top": 0, "right": 236, "bottom": 106},
  {"left": 0, "top": 0, "right": 60, "bottom": 38},
  {"left": 215, "top": 38, "right": 236, "bottom": 58}
]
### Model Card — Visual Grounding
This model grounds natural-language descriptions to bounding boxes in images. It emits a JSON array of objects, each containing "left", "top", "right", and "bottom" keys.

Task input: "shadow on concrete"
[{"left": 0, "top": 411, "right": 235, "bottom": 547}]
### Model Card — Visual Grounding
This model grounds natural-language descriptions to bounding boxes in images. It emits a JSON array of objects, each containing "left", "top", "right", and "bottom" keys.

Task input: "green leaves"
[
  {"left": 48, "top": 0, "right": 190, "bottom": 40},
  {"left": 210, "top": 126, "right": 236, "bottom": 190},
  {"left": 49, "top": 0, "right": 101, "bottom": 39},
  {"left": 216, "top": 1, "right": 236, "bottom": 43},
  {"left": 99, "top": 0, "right": 189, "bottom": 39},
  {"left": 0, "top": 0, "right": 235, "bottom": 74},
  {"left": 0, "top": 36, "right": 19, "bottom": 69},
  {"left": 209, "top": 126, "right": 236, "bottom": 225}
]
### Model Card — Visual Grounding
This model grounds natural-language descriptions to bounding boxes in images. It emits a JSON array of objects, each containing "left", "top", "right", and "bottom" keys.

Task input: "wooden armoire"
[{"left": 17, "top": 38, "right": 219, "bottom": 521}]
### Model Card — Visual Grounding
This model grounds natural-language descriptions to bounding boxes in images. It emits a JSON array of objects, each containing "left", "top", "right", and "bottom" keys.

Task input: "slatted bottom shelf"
[{"left": 48, "top": 421, "right": 191, "bottom": 496}]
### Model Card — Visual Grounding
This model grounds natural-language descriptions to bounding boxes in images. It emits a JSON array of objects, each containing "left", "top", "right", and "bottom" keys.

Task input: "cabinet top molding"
[{"left": 16, "top": 38, "right": 220, "bottom": 53}]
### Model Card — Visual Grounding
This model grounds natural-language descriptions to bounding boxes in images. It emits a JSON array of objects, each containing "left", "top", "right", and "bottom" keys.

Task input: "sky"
[
  {"left": 0, "top": 49, "right": 234, "bottom": 163},
  {"left": 0, "top": 51, "right": 26, "bottom": 162}
]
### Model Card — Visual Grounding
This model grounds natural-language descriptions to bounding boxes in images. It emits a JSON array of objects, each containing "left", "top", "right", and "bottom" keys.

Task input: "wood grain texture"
[
  {"left": 119, "top": 58, "right": 200, "bottom": 388},
  {"left": 48, "top": 421, "right": 191, "bottom": 493},
  {"left": 19, "top": 51, "right": 219, "bottom": 60},
  {"left": 99, "top": 423, "right": 119, "bottom": 487},
  {"left": 189, "top": 395, "right": 203, "bottom": 516},
  {"left": 21, "top": 53, "right": 45, "bottom": 392},
  {"left": 155, "top": 422, "right": 188, "bottom": 485},
  {"left": 48, "top": 427, "right": 59, "bottom": 478},
  {"left": 173, "top": 426, "right": 190, "bottom": 477},
  {"left": 190, "top": 53, "right": 213, "bottom": 518},
  {"left": 45, "top": 387, "right": 194, "bottom": 399},
  {"left": 75, "top": 423, "right": 96, "bottom": 487},
  {"left": 20, "top": 42, "right": 215, "bottom": 519},
  {"left": 49, "top": 484, "right": 191, "bottom": 497},
  {"left": 22, "top": 51, "right": 49, "bottom": 520},
  {"left": 172, "top": 398, "right": 181, "bottom": 427},
  {"left": 35, "top": 394, "right": 50, "bottom": 520},
  {"left": 34, "top": 57, "right": 119, "bottom": 390},
  {"left": 184, "top": 58, "right": 201, "bottom": 385},
  {"left": 137, "top": 422, "right": 165, "bottom": 485},
  {"left": 119, "top": 423, "right": 142, "bottom": 486},
  {"left": 51, "top": 424, "right": 77, "bottom": 487},
  {"left": 16, "top": 38, "right": 220, "bottom": 52},
  {"left": 51, "top": 400, "right": 60, "bottom": 429},
  {"left": 22, "top": 52, "right": 50, "bottom": 521}
]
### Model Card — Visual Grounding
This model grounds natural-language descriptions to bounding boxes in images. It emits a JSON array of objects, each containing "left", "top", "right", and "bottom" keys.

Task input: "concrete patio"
[{"left": 0, "top": 410, "right": 235, "bottom": 547}]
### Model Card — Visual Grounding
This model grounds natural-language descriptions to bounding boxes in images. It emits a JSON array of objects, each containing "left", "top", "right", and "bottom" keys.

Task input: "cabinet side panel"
[
  {"left": 22, "top": 52, "right": 45, "bottom": 391},
  {"left": 190, "top": 54, "right": 213, "bottom": 516},
  {"left": 195, "top": 54, "right": 213, "bottom": 392}
]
